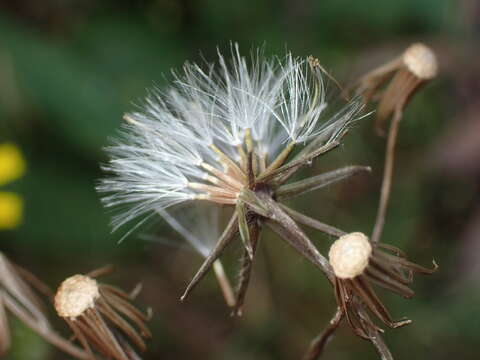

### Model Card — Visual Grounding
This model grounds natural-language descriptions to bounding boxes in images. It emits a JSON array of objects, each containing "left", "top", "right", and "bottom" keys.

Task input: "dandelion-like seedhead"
[
  {"left": 99, "top": 44, "right": 369, "bottom": 317},
  {"left": 97, "top": 43, "right": 438, "bottom": 358},
  {"left": 98, "top": 45, "right": 362, "bottom": 232}
]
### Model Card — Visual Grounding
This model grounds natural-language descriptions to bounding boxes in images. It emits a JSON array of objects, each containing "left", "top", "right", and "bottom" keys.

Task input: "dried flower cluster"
[
  {"left": 356, "top": 42, "right": 438, "bottom": 136},
  {"left": 0, "top": 44, "right": 437, "bottom": 360},
  {"left": 0, "top": 43, "right": 437, "bottom": 360},
  {"left": 99, "top": 45, "right": 369, "bottom": 316},
  {"left": 98, "top": 44, "right": 438, "bottom": 359}
]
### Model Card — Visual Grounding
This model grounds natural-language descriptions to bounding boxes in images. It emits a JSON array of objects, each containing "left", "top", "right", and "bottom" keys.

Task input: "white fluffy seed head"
[
  {"left": 98, "top": 44, "right": 364, "bottom": 233},
  {"left": 54, "top": 275, "right": 100, "bottom": 319},
  {"left": 329, "top": 232, "right": 372, "bottom": 279},
  {"left": 402, "top": 43, "right": 438, "bottom": 80}
]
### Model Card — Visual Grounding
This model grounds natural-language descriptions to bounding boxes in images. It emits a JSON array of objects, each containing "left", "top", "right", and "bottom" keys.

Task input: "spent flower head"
[
  {"left": 329, "top": 232, "right": 437, "bottom": 340},
  {"left": 99, "top": 44, "right": 368, "bottom": 313},
  {"left": 355, "top": 42, "right": 438, "bottom": 136},
  {"left": 55, "top": 270, "right": 151, "bottom": 360}
]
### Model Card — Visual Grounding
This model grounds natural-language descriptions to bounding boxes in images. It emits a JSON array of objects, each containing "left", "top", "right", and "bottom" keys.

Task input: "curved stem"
[
  {"left": 232, "top": 222, "right": 260, "bottom": 316},
  {"left": 212, "top": 261, "right": 235, "bottom": 308},
  {"left": 303, "top": 307, "right": 343, "bottom": 360},
  {"left": 3, "top": 292, "right": 90, "bottom": 360},
  {"left": 371, "top": 109, "right": 402, "bottom": 243},
  {"left": 280, "top": 204, "right": 345, "bottom": 238}
]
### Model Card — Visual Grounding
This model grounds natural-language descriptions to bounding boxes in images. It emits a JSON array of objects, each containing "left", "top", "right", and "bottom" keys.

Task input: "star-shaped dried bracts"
[
  {"left": 329, "top": 232, "right": 437, "bottom": 339},
  {"left": 178, "top": 110, "right": 370, "bottom": 315},
  {"left": 99, "top": 47, "right": 369, "bottom": 314},
  {"left": 54, "top": 268, "right": 151, "bottom": 360}
]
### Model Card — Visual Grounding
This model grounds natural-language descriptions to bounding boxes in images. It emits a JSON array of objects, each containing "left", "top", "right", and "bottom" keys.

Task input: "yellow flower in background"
[{"left": 0, "top": 143, "right": 25, "bottom": 229}]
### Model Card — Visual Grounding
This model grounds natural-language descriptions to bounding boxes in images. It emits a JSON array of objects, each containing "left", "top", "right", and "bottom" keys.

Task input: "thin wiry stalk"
[
  {"left": 370, "top": 333, "right": 394, "bottom": 360},
  {"left": 280, "top": 204, "right": 346, "bottom": 238},
  {"left": 265, "top": 220, "right": 333, "bottom": 282},
  {"left": 86, "top": 264, "right": 115, "bottom": 279},
  {"left": 84, "top": 307, "right": 127, "bottom": 359},
  {"left": 212, "top": 261, "right": 236, "bottom": 307},
  {"left": 181, "top": 213, "right": 238, "bottom": 301},
  {"left": 0, "top": 295, "right": 10, "bottom": 355},
  {"left": 0, "top": 253, "right": 48, "bottom": 325},
  {"left": 12, "top": 264, "right": 54, "bottom": 299},
  {"left": 259, "top": 193, "right": 334, "bottom": 282},
  {"left": 100, "top": 287, "right": 151, "bottom": 335},
  {"left": 303, "top": 307, "right": 343, "bottom": 360},
  {"left": 68, "top": 320, "right": 95, "bottom": 359},
  {"left": 237, "top": 201, "right": 253, "bottom": 259},
  {"left": 364, "top": 266, "right": 413, "bottom": 298},
  {"left": 356, "top": 306, "right": 394, "bottom": 360},
  {"left": 353, "top": 58, "right": 402, "bottom": 105},
  {"left": 256, "top": 141, "right": 340, "bottom": 183},
  {"left": 117, "top": 332, "right": 143, "bottom": 360},
  {"left": 2, "top": 292, "right": 90, "bottom": 360},
  {"left": 376, "top": 242, "right": 406, "bottom": 258},
  {"left": 350, "top": 277, "right": 410, "bottom": 329},
  {"left": 233, "top": 222, "right": 260, "bottom": 316},
  {"left": 96, "top": 297, "right": 146, "bottom": 351},
  {"left": 276, "top": 165, "right": 371, "bottom": 199},
  {"left": 371, "top": 108, "right": 402, "bottom": 243},
  {"left": 262, "top": 142, "right": 296, "bottom": 177}
]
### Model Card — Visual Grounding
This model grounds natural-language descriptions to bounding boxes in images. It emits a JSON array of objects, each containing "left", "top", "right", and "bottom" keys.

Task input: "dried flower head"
[
  {"left": 329, "top": 232, "right": 437, "bottom": 340},
  {"left": 55, "top": 272, "right": 151, "bottom": 360},
  {"left": 356, "top": 43, "right": 439, "bottom": 244},
  {"left": 329, "top": 232, "right": 372, "bottom": 279},
  {"left": 55, "top": 275, "right": 100, "bottom": 319},
  {"left": 356, "top": 42, "right": 438, "bottom": 135},
  {"left": 98, "top": 45, "right": 369, "bottom": 313},
  {"left": 402, "top": 43, "right": 438, "bottom": 80}
]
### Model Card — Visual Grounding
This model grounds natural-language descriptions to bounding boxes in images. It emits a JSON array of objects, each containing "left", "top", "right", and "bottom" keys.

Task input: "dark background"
[{"left": 1, "top": 0, "right": 479, "bottom": 359}]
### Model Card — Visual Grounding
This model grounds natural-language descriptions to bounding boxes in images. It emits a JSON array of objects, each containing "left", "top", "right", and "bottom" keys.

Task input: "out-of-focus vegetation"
[{"left": 0, "top": 0, "right": 479, "bottom": 359}]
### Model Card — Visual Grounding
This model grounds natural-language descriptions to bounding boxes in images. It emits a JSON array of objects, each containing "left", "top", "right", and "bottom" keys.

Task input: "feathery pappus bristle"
[{"left": 98, "top": 44, "right": 363, "bottom": 232}]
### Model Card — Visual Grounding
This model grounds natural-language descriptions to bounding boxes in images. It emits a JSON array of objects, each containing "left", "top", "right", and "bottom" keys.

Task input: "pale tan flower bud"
[
  {"left": 329, "top": 232, "right": 372, "bottom": 279},
  {"left": 403, "top": 43, "right": 438, "bottom": 80},
  {"left": 54, "top": 275, "right": 99, "bottom": 319}
]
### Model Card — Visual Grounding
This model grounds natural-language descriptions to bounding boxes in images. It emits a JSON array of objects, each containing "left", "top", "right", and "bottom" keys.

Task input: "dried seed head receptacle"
[
  {"left": 98, "top": 45, "right": 369, "bottom": 314},
  {"left": 55, "top": 273, "right": 151, "bottom": 360},
  {"left": 356, "top": 43, "right": 438, "bottom": 136},
  {"left": 329, "top": 232, "right": 437, "bottom": 340}
]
